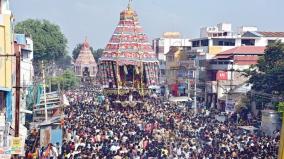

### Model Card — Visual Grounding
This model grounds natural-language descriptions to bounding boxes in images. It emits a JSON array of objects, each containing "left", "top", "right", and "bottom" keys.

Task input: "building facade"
[
  {"left": 206, "top": 46, "right": 266, "bottom": 109},
  {"left": 0, "top": 0, "right": 13, "bottom": 149},
  {"left": 189, "top": 22, "right": 284, "bottom": 108},
  {"left": 152, "top": 32, "right": 191, "bottom": 84},
  {"left": 165, "top": 46, "right": 193, "bottom": 96},
  {"left": 14, "top": 34, "right": 34, "bottom": 138},
  {"left": 0, "top": 0, "right": 13, "bottom": 126}
]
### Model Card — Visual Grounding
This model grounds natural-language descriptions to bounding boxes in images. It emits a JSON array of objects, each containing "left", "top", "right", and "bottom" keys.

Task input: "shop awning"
[{"left": 20, "top": 109, "right": 32, "bottom": 114}]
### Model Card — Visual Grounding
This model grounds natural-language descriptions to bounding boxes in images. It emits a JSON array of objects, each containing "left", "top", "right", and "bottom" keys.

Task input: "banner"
[
  {"left": 225, "top": 100, "right": 235, "bottom": 113},
  {"left": 10, "top": 137, "right": 24, "bottom": 155},
  {"left": 216, "top": 71, "right": 228, "bottom": 80},
  {"left": 0, "top": 147, "right": 11, "bottom": 159},
  {"left": 188, "top": 71, "right": 194, "bottom": 79}
]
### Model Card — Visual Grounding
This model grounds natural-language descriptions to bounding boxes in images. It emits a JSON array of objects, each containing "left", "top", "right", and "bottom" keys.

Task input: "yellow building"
[
  {"left": 165, "top": 46, "right": 194, "bottom": 96},
  {"left": 0, "top": 0, "right": 13, "bottom": 123}
]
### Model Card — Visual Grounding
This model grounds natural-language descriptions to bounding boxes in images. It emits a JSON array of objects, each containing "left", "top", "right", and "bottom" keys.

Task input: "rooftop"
[
  {"left": 257, "top": 31, "right": 284, "bottom": 37},
  {"left": 215, "top": 46, "right": 265, "bottom": 59}
]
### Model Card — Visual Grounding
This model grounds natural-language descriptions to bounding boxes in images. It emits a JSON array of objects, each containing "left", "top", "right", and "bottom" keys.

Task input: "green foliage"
[
  {"left": 93, "top": 49, "right": 104, "bottom": 62},
  {"left": 244, "top": 41, "right": 284, "bottom": 96},
  {"left": 72, "top": 43, "right": 103, "bottom": 62},
  {"left": 15, "top": 19, "right": 68, "bottom": 62},
  {"left": 278, "top": 102, "right": 284, "bottom": 112},
  {"left": 49, "top": 70, "right": 79, "bottom": 91}
]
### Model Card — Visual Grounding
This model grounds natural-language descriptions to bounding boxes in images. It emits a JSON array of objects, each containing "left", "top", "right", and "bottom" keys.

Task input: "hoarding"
[
  {"left": 225, "top": 100, "right": 235, "bottom": 113},
  {"left": 216, "top": 71, "right": 228, "bottom": 80}
]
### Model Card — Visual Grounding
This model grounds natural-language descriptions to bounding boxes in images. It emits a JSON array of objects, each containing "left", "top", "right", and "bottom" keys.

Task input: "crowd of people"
[
  {"left": 25, "top": 86, "right": 280, "bottom": 159},
  {"left": 55, "top": 87, "right": 279, "bottom": 159}
]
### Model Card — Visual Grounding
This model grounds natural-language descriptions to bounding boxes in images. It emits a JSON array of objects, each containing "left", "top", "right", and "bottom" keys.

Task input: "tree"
[
  {"left": 244, "top": 41, "right": 284, "bottom": 96},
  {"left": 72, "top": 43, "right": 103, "bottom": 62},
  {"left": 49, "top": 70, "right": 79, "bottom": 91},
  {"left": 93, "top": 48, "right": 104, "bottom": 62},
  {"left": 15, "top": 19, "right": 68, "bottom": 62}
]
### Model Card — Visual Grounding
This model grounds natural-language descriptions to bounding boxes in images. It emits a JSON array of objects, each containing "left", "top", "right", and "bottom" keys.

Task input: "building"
[
  {"left": 74, "top": 39, "right": 98, "bottom": 80},
  {"left": 0, "top": 0, "right": 13, "bottom": 148},
  {"left": 206, "top": 46, "right": 266, "bottom": 109},
  {"left": 189, "top": 22, "right": 284, "bottom": 108},
  {"left": 98, "top": 2, "right": 159, "bottom": 91},
  {"left": 14, "top": 34, "right": 34, "bottom": 138},
  {"left": 14, "top": 34, "right": 34, "bottom": 87},
  {"left": 191, "top": 23, "right": 284, "bottom": 59},
  {"left": 152, "top": 32, "right": 191, "bottom": 84},
  {"left": 165, "top": 46, "right": 192, "bottom": 96},
  {"left": 241, "top": 31, "right": 284, "bottom": 46}
]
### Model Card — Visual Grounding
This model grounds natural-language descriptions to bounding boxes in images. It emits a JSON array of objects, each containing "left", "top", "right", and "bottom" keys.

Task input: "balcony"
[{"left": 208, "top": 60, "right": 233, "bottom": 70}]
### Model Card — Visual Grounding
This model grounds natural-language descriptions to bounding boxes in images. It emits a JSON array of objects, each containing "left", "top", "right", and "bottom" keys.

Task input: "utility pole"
[
  {"left": 15, "top": 47, "right": 21, "bottom": 138},
  {"left": 229, "top": 60, "right": 234, "bottom": 100},
  {"left": 41, "top": 61, "right": 48, "bottom": 122},
  {"left": 194, "top": 61, "right": 197, "bottom": 113},
  {"left": 191, "top": 57, "right": 198, "bottom": 114},
  {"left": 187, "top": 78, "right": 190, "bottom": 99}
]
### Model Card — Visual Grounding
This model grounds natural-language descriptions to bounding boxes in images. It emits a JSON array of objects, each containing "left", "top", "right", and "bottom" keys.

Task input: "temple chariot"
[{"left": 98, "top": 2, "right": 159, "bottom": 96}]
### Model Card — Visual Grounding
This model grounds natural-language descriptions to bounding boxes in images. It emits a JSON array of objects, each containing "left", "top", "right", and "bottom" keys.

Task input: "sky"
[{"left": 11, "top": 0, "right": 283, "bottom": 53}]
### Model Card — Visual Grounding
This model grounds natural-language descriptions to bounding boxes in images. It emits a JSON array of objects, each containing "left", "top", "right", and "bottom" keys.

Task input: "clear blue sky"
[{"left": 11, "top": 0, "right": 283, "bottom": 52}]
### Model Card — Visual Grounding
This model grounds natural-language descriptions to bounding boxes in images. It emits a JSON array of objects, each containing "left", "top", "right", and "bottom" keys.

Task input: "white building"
[
  {"left": 152, "top": 32, "right": 191, "bottom": 83},
  {"left": 200, "top": 22, "right": 233, "bottom": 38},
  {"left": 14, "top": 34, "right": 34, "bottom": 139},
  {"left": 191, "top": 23, "right": 284, "bottom": 60}
]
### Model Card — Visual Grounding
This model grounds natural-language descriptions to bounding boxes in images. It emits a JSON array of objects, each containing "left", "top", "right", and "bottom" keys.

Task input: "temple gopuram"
[
  {"left": 74, "top": 40, "right": 98, "bottom": 83},
  {"left": 98, "top": 2, "right": 159, "bottom": 95}
]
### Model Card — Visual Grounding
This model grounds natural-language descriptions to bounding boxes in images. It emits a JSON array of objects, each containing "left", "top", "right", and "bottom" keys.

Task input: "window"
[
  {"left": 213, "top": 39, "right": 235, "bottom": 46},
  {"left": 0, "top": 92, "right": 5, "bottom": 113},
  {"left": 241, "top": 39, "right": 255, "bottom": 46},
  {"left": 268, "top": 40, "right": 276, "bottom": 45},
  {"left": 192, "top": 40, "right": 200, "bottom": 47},
  {"left": 21, "top": 51, "right": 29, "bottom": 59},
  {"left": 160, "top": 69, "right": 165, "bottom": 75},
  {"left": 201, "top": 39, "right": 209, "bottom": 46}
]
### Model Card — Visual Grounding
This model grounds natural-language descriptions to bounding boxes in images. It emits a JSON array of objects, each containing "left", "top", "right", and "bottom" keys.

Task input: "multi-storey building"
[
  {"left": 0, "top": 0, "right": 13, "bottom": 133},
  {"left": 152, "top": 32, "right": 191, "bottom": 84},
  {"left": 188, "top": 22, "right": 284, "bottom": 109},
  {"left": 162, "top": 22, "right": 284, "bottom": 108},
  {"left": 206, "top": 46, "right": 266, "bottom": 109},
  {"left": 165, "top": 46, "right": 192, "bottom": 96},
  {"left": 191, "top": 23, "right": 284, "bottom": 59},
  {"left": 14, "top": 34, "right": 34, "bottom": 138}
]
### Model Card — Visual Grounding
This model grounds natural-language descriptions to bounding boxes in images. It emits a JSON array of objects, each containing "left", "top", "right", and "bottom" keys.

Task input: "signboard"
[
  {"left": 40, "top": 124, "right": 63, "bottom": 148},
  {"left": 177, "top": 69, "right": 187, "bottom": 77},
  {"left": 10, "top": 137, "right": 24, "bottom": 155},
  {"left": 225, "top": 100, "right": 235, "bottom": 113},
  {"left": 178, "top": 61, "right": 195, "bottom": 69},
  {"left": 0, "top": 147, "right": 11, "bottom": 159},
  {"left": 40, "top": 126, "right": 51, "bottom": 147},
  {"left": 188, "top": 71, "right": 194, "bottom": 79},
  {"left": 216, "top": 71, "right": 228, "bottom": 81}
]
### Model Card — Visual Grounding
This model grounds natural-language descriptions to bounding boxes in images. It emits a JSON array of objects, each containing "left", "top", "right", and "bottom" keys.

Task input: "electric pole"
[
  {"left": 42, "top": 61, "right": 48, "bottom": 122},
  {"left": 15, "top": 47, "right": 21, "bottom": 138}
]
